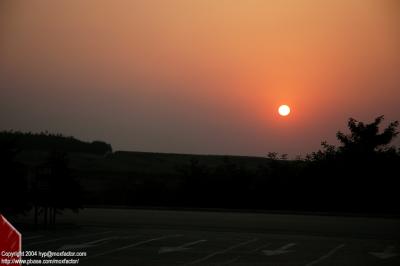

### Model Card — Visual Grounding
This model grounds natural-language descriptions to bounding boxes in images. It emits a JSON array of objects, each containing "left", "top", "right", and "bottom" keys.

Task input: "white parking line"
[
  {"left": 220, "top": 243, "right": 270, "bottom": 265},
  {"left": 370, "top": 245, "right": 398, "bottom": 259},
  {"left": 87, "top": 234, "right": 183, "bottom": 259},
  {"left": 58, "top": 237, "right": 116, "bottom": 250},
  {"left": 184, "top": 238, "right": 258, "bottom": 265},
  {"left": 250, "top": 243, "right": 270, "bottom": 253},
  {"left": 306, "top": 244, "right": 345, "bottom": 266},
  {"left": 24, "top": 231, "right": 113, "bottom": 247},
  {"left": 262, "top": 243, "right": 296, "bottom": 256},
  {"left": 159, "top": 240, "right": 207, "bottom": 254}
]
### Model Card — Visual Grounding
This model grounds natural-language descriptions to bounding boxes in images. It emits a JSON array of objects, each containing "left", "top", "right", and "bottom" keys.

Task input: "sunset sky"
[{"left": 1, "top": 0, "right": 399, "bottom": 157}]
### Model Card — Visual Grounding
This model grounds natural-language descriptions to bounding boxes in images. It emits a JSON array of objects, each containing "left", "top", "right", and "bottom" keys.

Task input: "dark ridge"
[{"left": 0, "top": 130, "right": 112, "bottom": 155}]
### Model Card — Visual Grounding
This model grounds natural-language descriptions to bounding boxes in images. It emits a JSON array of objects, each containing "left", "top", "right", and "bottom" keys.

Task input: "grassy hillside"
[
  {"left": 15, "top": 150, "right": 281, "bottom": 207},
  {"left": 16, "top": 150, "right": 272, "bottom": 174}
]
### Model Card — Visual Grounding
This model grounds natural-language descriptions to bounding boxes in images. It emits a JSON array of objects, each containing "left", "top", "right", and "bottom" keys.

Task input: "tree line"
[{"left": 124, "top": 116, "right": 400, "bottom": 214}]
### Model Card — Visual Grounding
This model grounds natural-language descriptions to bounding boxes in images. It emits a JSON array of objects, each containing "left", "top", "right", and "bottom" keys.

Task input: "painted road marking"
[
  {"left": 184, "top": 238, "right": 258, "bottom": 265},
  {"left": 220, "top": 243, "right": 271, "bottom": 265},
  {"left": 250, "top": 243, "right": 270, "bottom": 253},
  {"left": 370, "top": 245, "right": 398, "bottom": 259},
  {"left": 306, "top": 244, "right": 345, "bottom": 266},
  {"left": 58, "top": 237, "right": 115, "bottom": 250},
  {"left": 159, "top": 240, "right": 207, "bottom": 254},
  {"left": 87, "top": 234, "right": 183, "bottom": 259},
  {"left": 262, "top": 243, "right": 296, "bottom": 256},
  {"left": 219, "top": 243, "right": 270, "bottom": 265},
  {"left": 24, "top": 231, "right": 113, "bottom": 247}
]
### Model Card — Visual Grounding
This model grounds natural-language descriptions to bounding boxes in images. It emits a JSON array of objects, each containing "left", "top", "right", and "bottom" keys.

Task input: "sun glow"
[{"left": 278, "top": 105, "right": 291, "bottom": 116}]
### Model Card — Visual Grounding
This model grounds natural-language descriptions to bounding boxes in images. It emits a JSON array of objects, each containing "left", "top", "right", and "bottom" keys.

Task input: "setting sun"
[{"left": 278, "top": 105, "right": 291, "bottom": 116}]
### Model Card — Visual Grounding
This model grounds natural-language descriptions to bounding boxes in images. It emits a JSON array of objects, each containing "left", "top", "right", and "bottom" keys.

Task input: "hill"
[
  {"left": 14, "top": 149, "right": 283, "bottom": 207},
  {"left": 0, "top": 131, "right": 112, "bottom": 155}
]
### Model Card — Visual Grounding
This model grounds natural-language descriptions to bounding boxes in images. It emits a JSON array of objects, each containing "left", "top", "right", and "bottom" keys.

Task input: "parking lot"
[{"left": 20, "top": 209, "right": 400, "bottom": 266}]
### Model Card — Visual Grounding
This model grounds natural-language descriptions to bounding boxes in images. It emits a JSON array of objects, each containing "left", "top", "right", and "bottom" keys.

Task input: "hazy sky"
[{"left": 1, "top": 0, "right": 399, "bottom": 156}]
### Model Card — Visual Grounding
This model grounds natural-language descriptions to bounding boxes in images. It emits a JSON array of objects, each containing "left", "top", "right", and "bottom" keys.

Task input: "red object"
[{"left": 0, "top": 214, "right": 21, "bottom": 265}]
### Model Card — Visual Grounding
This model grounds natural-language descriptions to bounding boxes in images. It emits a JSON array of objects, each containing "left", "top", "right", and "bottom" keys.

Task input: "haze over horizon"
[{"left": 1, "top": 0, "right": 399, "bottom": 157}]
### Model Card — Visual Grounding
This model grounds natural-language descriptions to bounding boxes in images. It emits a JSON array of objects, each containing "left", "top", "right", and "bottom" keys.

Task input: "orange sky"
[{"left": 1, "top": 0, "right": 399, "bottom": 156}]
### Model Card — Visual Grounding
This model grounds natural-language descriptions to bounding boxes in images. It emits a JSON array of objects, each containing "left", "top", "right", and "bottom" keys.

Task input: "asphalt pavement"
[{"left": 19, "top": 208, "right": 400, "bottom": 266}]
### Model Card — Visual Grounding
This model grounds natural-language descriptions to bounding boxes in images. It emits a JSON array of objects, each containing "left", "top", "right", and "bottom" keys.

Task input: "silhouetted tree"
[
  {"left": 267, "top": 152, "right": 278, "bottom": 160},
  {"left": 212, "top": 157, "right": 252, "bottom": 207},
  {"left": 336, "top": 116, "right": 399, "bottom": 155},
  {"left": 32, "top": 151, "right": 82, "bottom": 225},
  {"left": 0, "top": 140, "right": 30, "bottom": 216},
  {"left": 305, "top": 116, "right": 399, "bottom": 213},
  {"left": 280, "top": 154, "right": 288, "bottom": 160},
  {"left": 178, "top": 158, "right": 210, "bottom": 206},
  {"left": 48, "top": 151, "right": 81, "bottom": 223}
]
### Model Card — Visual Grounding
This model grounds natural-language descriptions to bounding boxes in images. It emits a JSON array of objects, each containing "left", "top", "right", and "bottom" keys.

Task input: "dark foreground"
[{"left": 18, "top": 208, "right": 400, "bottom": 266}]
